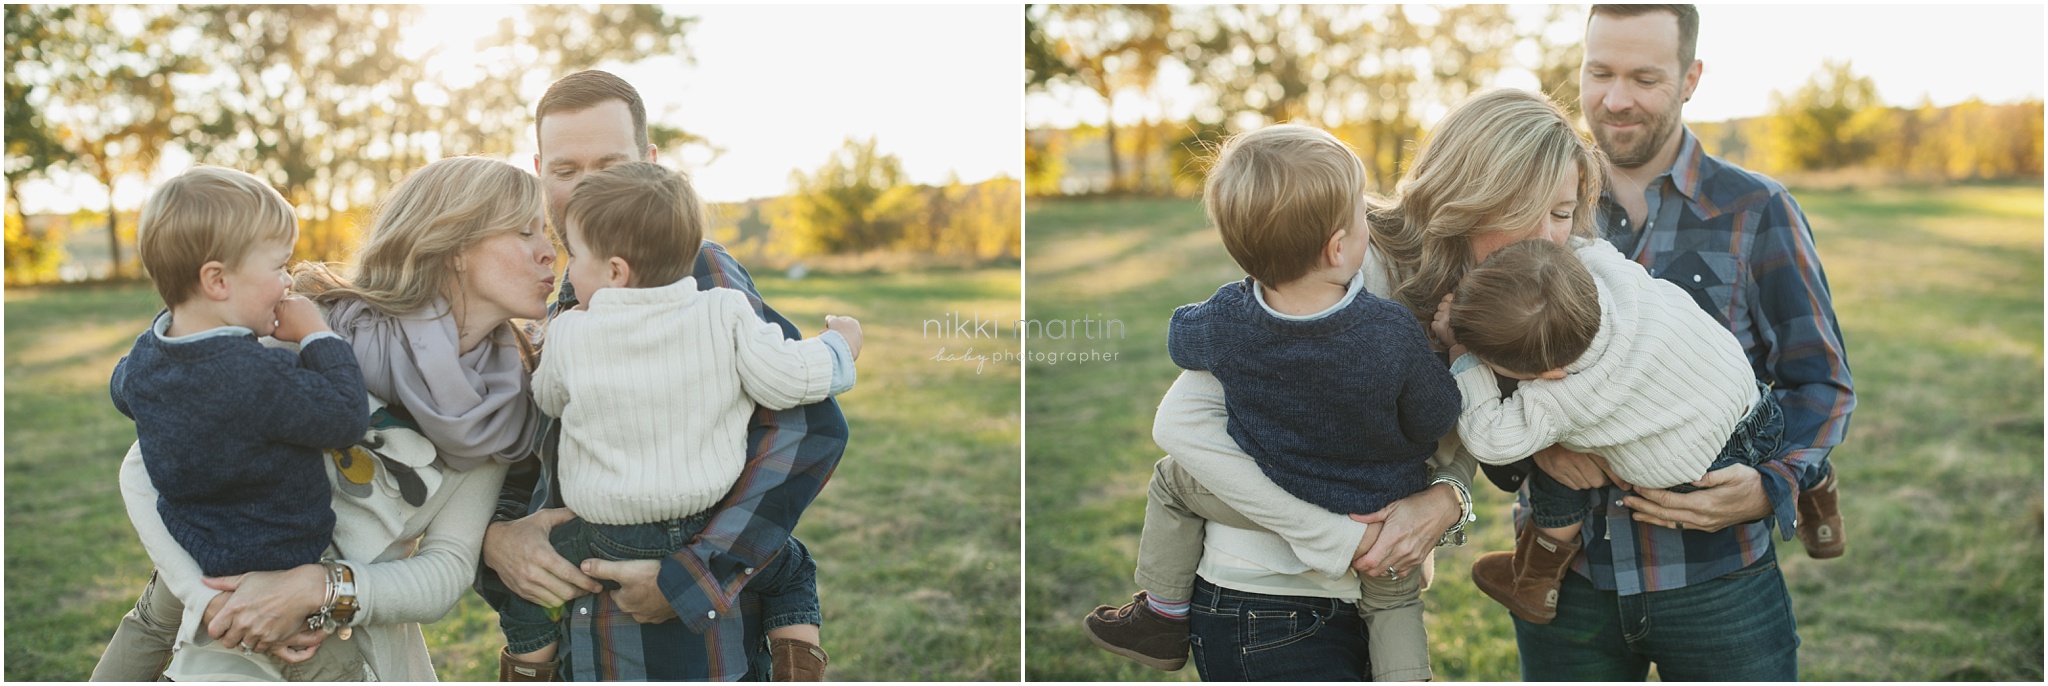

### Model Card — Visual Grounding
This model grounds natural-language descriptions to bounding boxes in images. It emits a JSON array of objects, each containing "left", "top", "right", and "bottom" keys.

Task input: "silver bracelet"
[{"left": 1430, "top": 476, "right": 1475, "bottom": 547}]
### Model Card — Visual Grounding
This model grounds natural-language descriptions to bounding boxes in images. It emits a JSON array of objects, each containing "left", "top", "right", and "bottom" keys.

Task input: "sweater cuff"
[{"left": 818, "top": 330, "right": 857, "bottom": 396}]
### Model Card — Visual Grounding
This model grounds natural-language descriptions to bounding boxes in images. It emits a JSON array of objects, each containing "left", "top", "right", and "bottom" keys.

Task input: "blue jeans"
[
  {"left": 1514, "top": 551, "right": 1799, "bottom": 681},
  {"left": 1186, "top": 578, "right": 1372, "bottom": 681},
  {"left": 498, "top": 511, "right": 823, "bottom": 654},
  {"left": 1529, "top": 382, "right": 1785, "bottom": 528}
]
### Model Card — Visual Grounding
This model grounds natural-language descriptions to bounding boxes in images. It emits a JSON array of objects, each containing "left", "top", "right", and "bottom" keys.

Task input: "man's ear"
[
  {"left": 607, "top": 256, "right": 634, "bottom": 289},
  {"left": 533, "top": 153, "right": 543, "bottom": 175},
  {"left": 1681, "top": 59, "right": 1703, "bottom": 103},
  {"left": 198, "top": 260, "right": 231, "bottom": 301}
]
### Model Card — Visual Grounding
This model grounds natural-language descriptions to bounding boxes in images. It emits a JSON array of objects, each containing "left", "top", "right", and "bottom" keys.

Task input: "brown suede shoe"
[
  {"left": 1797, "top": 471, "right": 1845, "bottom": 559},
  {"left": 498, "top": 647, "right": 559, "bottom": 681},
  {"left": 769, "top": 637, "right": 829, "bottom": 681},
  {"left": 1081, "top": 591, "right": 1189, "bottom": 671},
  {"left": 1470, "top": 525, "right": 1582, "bottom": 624}
]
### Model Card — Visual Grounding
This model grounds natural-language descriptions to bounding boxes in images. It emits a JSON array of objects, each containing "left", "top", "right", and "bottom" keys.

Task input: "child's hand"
[
  {"left": 272, "top": 296, "right": 331, "bottom": 343},
  {"left": 1430, "top": 293, "right": 1458, "bottom": 351},
  {"left": 825, "top": 315, "right": 862, "bottom": 360}
]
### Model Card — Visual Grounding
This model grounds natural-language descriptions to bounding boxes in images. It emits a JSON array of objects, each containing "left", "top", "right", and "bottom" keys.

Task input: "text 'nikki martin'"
[{"left": 923, "top": 312, "right": 1125, "bottom": 340}]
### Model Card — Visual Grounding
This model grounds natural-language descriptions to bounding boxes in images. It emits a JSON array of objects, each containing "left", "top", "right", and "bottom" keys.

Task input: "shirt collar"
[
  {"left": 151, "top": 310, "right": 254, "bottom": 343},
  {"left": 1666, "top": 126, "right": 1706, "bottom": 203},
  {"left": 1252, "top": 267, "right": 1367, "bottom": 322}
]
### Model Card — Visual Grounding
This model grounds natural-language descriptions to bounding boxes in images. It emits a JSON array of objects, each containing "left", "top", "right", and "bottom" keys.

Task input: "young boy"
[
  {"left": 110, "top": 165, "right": 370, "bottom": 676},
  {"left": 498, "top": 162, "right": 859, "bottom": 681},
  {"left": 1437, "top": 238, "right": 1835, "bottom": 624},
  {"left": 1083, "top": 124, "right": 1460, "bottom": 680}
]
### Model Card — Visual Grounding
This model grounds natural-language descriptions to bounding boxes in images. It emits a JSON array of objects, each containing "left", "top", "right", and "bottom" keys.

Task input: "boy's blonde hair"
[
  {"left": 137, "top": 166, "right": 298, "bottom": 307},
  {"left": 297, "top": 156, "right": 547, "bottom": 317},
  {"left": 563, "top": 161, "right": 703, "bottom": 288},
  {"left": 1449, "top": 239, "right": 1601, "bottom": 376},
  {"left": 1203, "top": 124, "right": 1367, "bottom": 286},
  {"left": 1369, "top": 89, "right": 1604, "bottom": 325}
]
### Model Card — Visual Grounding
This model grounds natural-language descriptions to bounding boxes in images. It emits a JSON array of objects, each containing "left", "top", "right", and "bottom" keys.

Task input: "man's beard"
[{"left": 1589, "top": 95, "right": 1683, "bottom": 169}]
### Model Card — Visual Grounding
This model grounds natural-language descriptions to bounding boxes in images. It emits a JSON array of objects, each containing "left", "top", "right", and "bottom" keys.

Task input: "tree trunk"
[
  {"left": 105, "top": 182, "right": 123, "bottom": 279},
  {"left": 1104, "top": 119, "right": 1123, "bottom": 194}
]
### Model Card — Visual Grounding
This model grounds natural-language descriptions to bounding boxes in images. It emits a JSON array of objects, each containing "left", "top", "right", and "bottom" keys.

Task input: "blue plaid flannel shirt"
[
  {"left": 493, "top": 241, "right": 847, "bottom": 679},
  {"left": 1521, "top": 128, "right": 1856, "bottom": 595}
]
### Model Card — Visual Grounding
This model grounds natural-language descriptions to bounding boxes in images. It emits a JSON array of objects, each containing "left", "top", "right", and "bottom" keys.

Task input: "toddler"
[
  {"left": 500, "top": 161, "right": 860, "bottom": 680},
  {"left": 1083, "top": 124, "right": 1460, "bottom": 681},
  {"left": 1437, "top": 238, "right": 1833, "bottom": 624},
  {"left": 110, "top": 165, "right": 370, "bottom": 678}
]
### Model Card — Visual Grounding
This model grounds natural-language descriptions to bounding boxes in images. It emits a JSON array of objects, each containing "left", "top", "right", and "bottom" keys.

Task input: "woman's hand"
[
  {"left": 1430, "top": 294, "right": 1459, "bottom": 351},
  {"left": 580, "top": 559, "right": 677, "bottom": 624},
  {"left": 268, "top": 627, "right": 331, "bottom": 664},
  {"left": 201, "top": 564, "right": 326, "bottom": 654},
  {"left": 1349, "top": 483, "right": 1460, "bottom": 578},
  {"left": 1623, "top": 464, "right": 1772, "bottom": 532},
  {"left": 1532, "top": 444, "right": 1631, "bottom": 490}
]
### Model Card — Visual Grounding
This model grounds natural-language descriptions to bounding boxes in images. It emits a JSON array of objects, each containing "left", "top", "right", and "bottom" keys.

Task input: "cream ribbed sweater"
[
  {"left": 1454, "top": 240, "right": 1757, "bottom": 489},
  {"left": 536, "top": 277, "right": 841, "bottom": 525}
]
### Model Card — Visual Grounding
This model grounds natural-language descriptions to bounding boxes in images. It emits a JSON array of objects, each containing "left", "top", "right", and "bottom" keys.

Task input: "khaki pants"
[
  {"left": 1133, "top": 455, "right": 1434, "bottom": 682},
  {"left": 90, "top": 570, "right": 373, "bottom": 681}
]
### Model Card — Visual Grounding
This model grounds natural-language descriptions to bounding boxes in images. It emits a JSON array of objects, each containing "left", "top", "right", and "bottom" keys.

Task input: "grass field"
[
  {"left": 3, "top": 266, "right": 1022, "bottom": 681},
  {"left": 1023, "top": 185, "right": 2044, "bottom": 681}
]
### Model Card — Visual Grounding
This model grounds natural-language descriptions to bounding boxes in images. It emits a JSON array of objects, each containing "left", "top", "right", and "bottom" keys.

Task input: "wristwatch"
[{"left": 1430, "top": 476, "right": 1475, "bottom": 547}]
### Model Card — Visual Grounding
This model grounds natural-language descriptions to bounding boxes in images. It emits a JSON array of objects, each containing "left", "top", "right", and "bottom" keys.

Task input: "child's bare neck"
[
  {"left": 1261, "top": 269, "right": 1351, "bottom": 317},
  {"left": 163, "top": 303, "right": 228, "bottom": 338}
]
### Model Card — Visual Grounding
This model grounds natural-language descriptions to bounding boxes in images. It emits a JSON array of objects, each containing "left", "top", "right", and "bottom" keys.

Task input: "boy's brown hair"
[
  {"left": 563, "top": 161, "right": 703, "bottom": 288},
  {"left": 1203, "top": 124, "right": 1366, "bottom": 286},
  {"left": 1448, "top": 239, "right": 1601, "bottom": 376},
  {"left": 136, "top": 166, "right": 298, "bottom": 307}
]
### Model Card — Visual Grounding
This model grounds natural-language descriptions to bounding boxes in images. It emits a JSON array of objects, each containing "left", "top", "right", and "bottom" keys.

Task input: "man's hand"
[
  {"left": 482, "top": 508, "right": 603, "bottom": 607},
  {"left": 1624, "top": 463, "right": 1772, "bottom": 532},
  {"left": 1533, "top": 444, "right": 1631, "bottom": 490},
  {"left": 581, "top": 559, "right": 677, "bottom": 624}
]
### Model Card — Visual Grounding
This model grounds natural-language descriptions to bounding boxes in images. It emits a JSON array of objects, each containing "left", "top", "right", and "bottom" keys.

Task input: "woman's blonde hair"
[
  {"left": 295, "top": 156, "right": 547, "bottom": 318},
  {"left": 1367, "top": 89, "right": 1604, "bottom": 324}
]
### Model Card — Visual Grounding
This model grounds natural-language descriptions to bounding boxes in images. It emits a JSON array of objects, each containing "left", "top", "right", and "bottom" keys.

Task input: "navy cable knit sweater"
[
  {"left": 1168, "top": 279, "right": 1461, "bottom": 515},
  {"left": 110, "top": 314, "right": 369, "bottom": 576}
]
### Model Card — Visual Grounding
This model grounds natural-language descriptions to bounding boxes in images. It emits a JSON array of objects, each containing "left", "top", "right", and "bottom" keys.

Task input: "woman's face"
[
  {"left": 452, "top": 215, "right": 558, "bottom": 324},
  {"left": 1467, "top": 164, "right": 1580, "bottom": 263}
]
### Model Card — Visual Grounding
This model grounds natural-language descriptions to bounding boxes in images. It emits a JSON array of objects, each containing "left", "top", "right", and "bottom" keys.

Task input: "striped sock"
[{"left": 1145, "top": 593, "right": 1190, "bottom": 619}]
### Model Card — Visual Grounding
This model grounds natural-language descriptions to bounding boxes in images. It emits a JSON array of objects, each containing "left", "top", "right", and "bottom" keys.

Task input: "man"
[
  {"left": 1495, "top": 5, "right": 1856, "bottom": 680},
  {"left": 476, "top": 69, "right": 845, "bottom": 681}
]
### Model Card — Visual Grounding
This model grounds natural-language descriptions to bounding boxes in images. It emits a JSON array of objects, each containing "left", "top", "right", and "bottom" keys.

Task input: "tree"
[
  {"left": 1037, "top": 4, "right": 1172, "bottom": 192},
  {"left": 774, "top": 137, "right": 916, "bottom": 254},
  {"left": 12, "top": 5, "right": 197, "bottom": 278},
  {"left": 1767, "top": 60, "right": 1886, "bottom": 171}
]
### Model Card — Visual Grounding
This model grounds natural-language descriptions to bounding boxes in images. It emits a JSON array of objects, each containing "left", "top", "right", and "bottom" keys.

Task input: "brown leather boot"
[
  {"left": 769, "top": 637, "right": 829, "bottom": 681},
  {"left": 1470, "top": 524, "right": 1582, "bottom": 624},
  {"left": 1797, "top": 471, "right": 1845, "bottom": 559},
  {"left": 498, "top": 647, "right": 558, "bottom": 681},
  {"left": 1081, "top": 591, "right": 1189, "bottom": 671}
]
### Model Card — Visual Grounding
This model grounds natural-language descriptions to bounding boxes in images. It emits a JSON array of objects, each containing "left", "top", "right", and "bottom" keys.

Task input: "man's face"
[
  {"left": 535, "top": 100, "right": 650, "bottom": 230},
  {"left": 1580, "top": 11, "right": 1700, "bottom": 169}
]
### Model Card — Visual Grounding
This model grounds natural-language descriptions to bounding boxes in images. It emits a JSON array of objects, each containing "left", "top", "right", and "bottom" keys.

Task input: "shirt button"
[
  {"left": 1693, "top": 274, "right": 1702, "bottom": 283},
  {"left": 707, "top": 610, "right": 718, "bottom": 619},
  {"left": 744, "top": 567, "right": 755, "bottom": 575},
  {"left": 578, "top": 607, "right": 588, "bottom": 616}
]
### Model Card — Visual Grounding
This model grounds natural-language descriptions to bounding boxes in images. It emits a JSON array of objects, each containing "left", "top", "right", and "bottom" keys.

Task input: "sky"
[
  {"left": 19, "top": 4, "right": 1023, "bottom": 213},
  {"left": 1025, "top": 4, "right": 2047, "bottom": 129}
]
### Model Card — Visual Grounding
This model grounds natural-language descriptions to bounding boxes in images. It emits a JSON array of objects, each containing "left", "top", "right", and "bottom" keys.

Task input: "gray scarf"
[{"left": 325, "top": 297, "right": 538, "bottom": 472}]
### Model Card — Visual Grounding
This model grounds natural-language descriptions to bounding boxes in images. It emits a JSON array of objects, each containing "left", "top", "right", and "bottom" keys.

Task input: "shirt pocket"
[{"left": 1655, "top": 250, "right": 1740, "bottom": 322}]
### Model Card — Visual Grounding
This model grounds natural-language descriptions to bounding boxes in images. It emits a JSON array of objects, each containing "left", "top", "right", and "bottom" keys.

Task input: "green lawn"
[
  {"left": 1023, "top": 185, "right": 2045, "bottom": 681},
  {"left": 3, "top": 266, "right": 1022, "bottom": 681}
]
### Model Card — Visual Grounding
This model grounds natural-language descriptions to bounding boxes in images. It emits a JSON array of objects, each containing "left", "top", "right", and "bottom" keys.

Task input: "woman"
[
  {"left": 89, "top": 156, "right": 557, "bottom": 681},
  {"left": 1151, "top": 89, "right": 1603, "bottom": 680}
]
